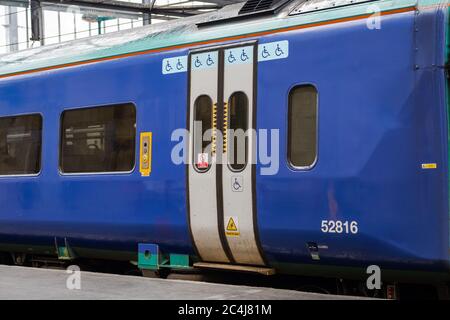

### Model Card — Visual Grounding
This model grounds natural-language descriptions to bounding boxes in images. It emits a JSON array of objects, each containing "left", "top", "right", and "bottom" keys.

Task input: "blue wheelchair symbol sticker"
[
  {"left": 275, "top": 44, "right": 284, "bottom": 57},
  {"left": 226, "top": 47, "right": 252, "bottom": 65},
  {"left": 162, "top": 56, "right": 187, "bottom": 74},
  {"left": 176, "top": 59, "right": 184, "bottom": 70},
  {"left": 165, "top": 61, "right": 173, "bottom": 72},
  {"left": 191, "top": 52, "right": 217, "bottom": 69},
  {"left": 194, "top": 56, "right": 203, "bottom": 68},
  {"left": 206, "top": 54, "right": 214, "bottom": 66},
  {"left": 228, "top": 51, "right": 237, "bottom": 64},
  {"left": 261, "top": 46, "right": 271, "bottom": 59},
  {"left": 258, "top": 41, "right": 289, "bottom": 62},
  {"left": 240, "top": 49, "right": 249, "bottom": 62}
]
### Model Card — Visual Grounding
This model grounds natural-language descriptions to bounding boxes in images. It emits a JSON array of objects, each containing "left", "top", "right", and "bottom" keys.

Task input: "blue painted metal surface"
[
  {"left": 0, "top": 50, "right": 193, "bottom": 257},
  {"left": 0, "top": 4, "right": 449, "bottom": 278},
  {"left": 256, "top": 8, "right": 450, "bottom": 272}
]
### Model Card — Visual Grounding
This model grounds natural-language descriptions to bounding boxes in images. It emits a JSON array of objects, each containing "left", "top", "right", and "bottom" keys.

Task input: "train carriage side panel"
[
  {"left": 256, "top": 8, "right": 450, "bottom": 276},
  {"left": 0, "top": 49, "right": 192, "bottom": 260}
]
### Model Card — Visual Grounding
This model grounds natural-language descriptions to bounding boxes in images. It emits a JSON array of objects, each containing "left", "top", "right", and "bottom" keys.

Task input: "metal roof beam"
[{"left": 38, "top": 0, "right": 222, "bottom": 16}]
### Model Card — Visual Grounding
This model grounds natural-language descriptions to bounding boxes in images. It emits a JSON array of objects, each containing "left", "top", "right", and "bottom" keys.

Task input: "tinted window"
[
  {"left": 193, "top": 95, "right": 213, "bottom": 172},
  {"left": 227, "top": 92, "right": 248, "bottom": 171},
  {"left": 288, "top": 85, "right": 318, "bottom": 168},
  {"left": 0, "top": 114, "right": 42, "bottom": 175},
  {"left": 60, "top": 104, "right": 136, "bottom": 173}
]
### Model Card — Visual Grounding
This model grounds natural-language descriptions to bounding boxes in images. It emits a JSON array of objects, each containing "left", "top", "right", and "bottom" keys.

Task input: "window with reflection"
[
  {"left": 0, "top": 114, "right": 42, "bottom": 175},
  {"left": 60, "top": 103, "right": 136, "bottom": 173},
  {"left": 193, "top": 95, "right": 213, "bottom": 171},
  {"left": 228, "top": 92, "right": 248, "bottom": 172},
  {"left": 288, "top": 85, "right": 318, "bottom": 168}
]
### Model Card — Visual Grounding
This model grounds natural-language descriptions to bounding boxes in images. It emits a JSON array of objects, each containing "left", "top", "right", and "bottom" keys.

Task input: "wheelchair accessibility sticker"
[
  {"left": 225, "top": 46, "right": 253, "bottom": 65},
  {"left": 162, "top": 55, "right": 187, "bottom": 75},
  {"left": 258, "top": 40, "right": 289, "bottom": 62},
  {"left": 231, "top": 176, "right": 243, "bottom": 192},
  {"left": 191, "top": 51, "right": 218, "bottom": 70}
]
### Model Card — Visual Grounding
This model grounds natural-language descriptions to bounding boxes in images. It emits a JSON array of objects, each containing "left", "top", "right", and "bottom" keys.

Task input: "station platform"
[{"left": 0, "top": 265, "right": 367, "bottom": 300}]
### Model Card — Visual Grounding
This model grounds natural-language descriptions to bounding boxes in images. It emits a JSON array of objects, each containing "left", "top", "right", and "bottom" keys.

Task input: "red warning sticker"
[{"left": 197, "top": 153, "right": 209, "bottom": 169}]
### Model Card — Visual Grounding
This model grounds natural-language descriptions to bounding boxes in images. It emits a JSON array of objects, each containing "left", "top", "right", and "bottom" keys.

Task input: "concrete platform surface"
[{"left": 0, "top": 265, "right": 364, "bottom": 300}]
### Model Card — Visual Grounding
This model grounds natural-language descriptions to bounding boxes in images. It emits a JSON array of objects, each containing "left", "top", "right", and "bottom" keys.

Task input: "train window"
[
  {"left": 60, "top": 103, "right": 136, "bottom": 174},
  {"left": 227, "top": 92, "right": 248, "bottom": 171},
  {"left": 288, "top": 85, "right": 318, "bottom": 169},
  {"left": 193, "top": 95, "right": 213, "bottom": 172},
  {"left": 0, "top": 114, "right": 42, "bottom": 175}
]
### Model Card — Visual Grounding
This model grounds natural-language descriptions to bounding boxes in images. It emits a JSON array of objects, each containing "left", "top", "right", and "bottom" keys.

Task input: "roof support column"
[
  {"left": 143, "top": 0, "right": 155, "bottom": 25},
  {"left": 5, "top": 6, "right": 18, "bottom": 52},
  {"left": 30, "top": 0, "right": 45, "bottom": 45}
]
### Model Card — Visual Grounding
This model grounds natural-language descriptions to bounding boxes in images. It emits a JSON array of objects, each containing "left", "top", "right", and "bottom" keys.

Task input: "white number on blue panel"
[{"left": 321, "top": 220, "right": 359, "bottom": 234}]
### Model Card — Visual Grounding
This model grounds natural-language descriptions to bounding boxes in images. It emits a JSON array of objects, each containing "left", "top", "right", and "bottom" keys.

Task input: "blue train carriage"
[{"left": 0, "top": 0, "right": 449, "bottom": 295}]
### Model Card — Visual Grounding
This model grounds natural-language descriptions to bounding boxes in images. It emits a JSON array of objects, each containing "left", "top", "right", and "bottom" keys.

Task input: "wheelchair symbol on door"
[
  {"left": 194, "top": 56, "right": 202, "bottom": 68},
  {"left": 232, "top": 176, "right": 243, "bottom": 192},
  {"left": 228, "top": 51, "right": 236, "bottom": 64},
  {"left": 206, "top": 54, "right": 214, "bottom": 66},
  {"left": 240, "top": 49, "right": 249, "bottom": 62}
]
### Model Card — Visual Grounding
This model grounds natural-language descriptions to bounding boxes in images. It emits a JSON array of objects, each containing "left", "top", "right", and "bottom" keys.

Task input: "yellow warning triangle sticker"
[{"left": 226, "top": 217, "right": 238, "bottom": 232}]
